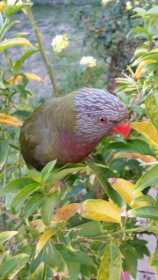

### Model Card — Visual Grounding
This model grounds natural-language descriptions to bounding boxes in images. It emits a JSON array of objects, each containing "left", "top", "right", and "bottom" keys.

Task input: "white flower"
[
  {"left": 51, "top": 34, "right": 69, "bottom": 53},
  {"left": 101, "top": 0, "right": 111, "bottom": 7},
  {"left": 80, "top": 56, "right": 97, "bottom": 68}
]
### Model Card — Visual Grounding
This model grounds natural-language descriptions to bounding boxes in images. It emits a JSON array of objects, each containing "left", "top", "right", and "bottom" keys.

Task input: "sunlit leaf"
[
  {"left": 0, "top": 2, "right": 6, "bottom": 13},
  {"left": 0, "top": 37, "right": 32, "bottom": 52},
  {"left": 25, "top": 72, "right": 42, "bottom": 82},
  {"left": 109, "top": 178, "right": 144, "bottom": 208},
  {"left": 134, "top": 60, "right": 156, "bottom": 80},
  {"left": 97, "top": 242, "right": 122, "bottom": 280},
  {"left": 0, "top": 113, "right": 23, "bottom": 127},
  {"left": 35, "top": 228, "right": 56, "bottom": 258},
  {"left": 131, "top": 121, "right": 158, "bottom": 149},
  {"left": 131, "top": 195, "right": 154, "bottom": 209},
  {"left": 81, "top": 199, "right": 121, "bottom": 224}
]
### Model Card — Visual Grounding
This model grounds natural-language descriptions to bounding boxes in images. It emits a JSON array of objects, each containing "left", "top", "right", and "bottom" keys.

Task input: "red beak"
[{"left": 112, "top": 123, "right": 131, "bottom": 139}]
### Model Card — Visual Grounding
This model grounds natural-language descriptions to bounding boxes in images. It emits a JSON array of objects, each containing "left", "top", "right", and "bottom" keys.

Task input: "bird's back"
[{"left": 20, "top": 93, "right": 76, "bottom": 170}]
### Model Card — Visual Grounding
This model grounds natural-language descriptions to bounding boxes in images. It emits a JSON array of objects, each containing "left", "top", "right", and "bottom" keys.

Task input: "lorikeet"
[{"left": 20, "top": 88, "right": 128, "bottom": 170}]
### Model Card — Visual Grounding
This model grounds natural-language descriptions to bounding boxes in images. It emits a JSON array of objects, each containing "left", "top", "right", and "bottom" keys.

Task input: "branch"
[{"left": 24, "top": 7, "right": 58, "bottom": 96}]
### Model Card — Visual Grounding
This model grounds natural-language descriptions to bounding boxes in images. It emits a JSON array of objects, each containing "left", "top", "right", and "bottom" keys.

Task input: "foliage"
[
  {"left": 79, "top": 0, "right": 158, "bottom": 90},
  {"left": 0, "top": 1, "right": 158, "bottom": 280}
]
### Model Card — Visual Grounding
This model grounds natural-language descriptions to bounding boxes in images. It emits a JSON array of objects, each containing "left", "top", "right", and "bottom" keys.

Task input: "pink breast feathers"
[{"left": 57, "top": 130, "right": 98, "bottom": 163}]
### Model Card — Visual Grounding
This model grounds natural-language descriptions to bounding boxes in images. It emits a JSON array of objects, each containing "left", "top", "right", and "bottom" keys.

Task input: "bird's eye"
[{"left": 99, "top": 117, "right": 107, "bottom": 123}]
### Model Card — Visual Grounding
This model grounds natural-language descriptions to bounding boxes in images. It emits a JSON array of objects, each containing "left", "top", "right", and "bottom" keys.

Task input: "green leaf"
[
  {"left": 0, "top": 140, "right": 9, "bottom": 169},
  {"left": 108, "top": 139, "right": 153, "bottom": 155},
  {"left": 97, "top": 242, "right": 122, "bottom": 280},
  {"left": 24, "top": 193, "right": 43, "bottom": 218},
  {"left": 28, "top": 169, "right": 42, "bottom": 183},
  {"left": 47, "top": 165, "right": 86, "bottom": 188},
  {"left": 87, "top": 161, "right": 114, "bottom": 192},
  {"left": 129, "top": 206, "right": 158, "bottom": 219},
  {"left": 150, "top": 247, "right": 158, "bottom": 277},
  {"left": 41, "top": 192, "right": 59, "bottom": 225},
  {"left": 78, "top": 221, "right": 103, "bottom": 237},
  {"left": 0, "top": 231, "right": 17, "bottom": 246},
  {"left": 3, "top": 177, "right": 36, "bottom": 193},
  {"left": 0, "top": 253, "right": 29, "bottom": 280},
  {"left": 136, "top": 164, "right": 158, "bottom": 191},
  {"left": 59, "top": 246, "right": 93, "bottom": 267},
  {"left": 145, "top": 93, "right": 158, "bottom": 133},
  {"left": 43, "top": 242, "right": 66, "bottom": 272},
  {"left": 13, "top": 48, "right": 38, "bottom": 71},
  {"left": 11, "top": 182, "right": 40, "bottom": 210},
  {"left": 41, "top": 160, "right": 57, "bottom": 183},
  {"left": 0, "top": 38, "right": 32, "bottom": 52},
  {"left": 5, "top": 4, "right": 23, "bottom": 16},
  {"left": 35, "top": 228, "right": 57, "bottom": 258},
  {"left": 120, "top": 242, "right": 138, "bottom": 278},
  {"left": 31, "top": 263, "right": 45, "bottom": 280},
  {"left": 67, "top": 262, "right": 80, "bottom": 280}
]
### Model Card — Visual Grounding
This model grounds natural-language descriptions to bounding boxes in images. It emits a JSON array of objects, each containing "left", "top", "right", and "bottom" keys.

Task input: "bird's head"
[{"left": 74, "top": 88, "right": 128, "bottom": 142}]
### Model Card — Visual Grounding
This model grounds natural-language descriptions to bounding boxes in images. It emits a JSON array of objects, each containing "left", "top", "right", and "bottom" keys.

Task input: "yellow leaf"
[
  {"left": 0, "top": 113, "right": 23, "bottom": 127},
  {"left": 25, "top": 72, "right": 42, "bottom": 82},
  {"left": 81, "top": 199, "right": 121, "bottom": 224},
  {"left": 54, "top": 203, "right": 80, "bottom": 222},
  {"left": 130, "top": 196, "right": 152, "bottom": 209},
  {"left": 35, "top": 228, "right": 56, "bottom": 258},
  {"left": 0, "top": 38, "right": 32, "bottom": 52},
  {"left": 134, "top": 60, "right": 156, "bottom": 80},
  {"left": 0, "top": 1, "right": 6, "bottom": 12},
  {"left": 109, "top": 178, "right": 146, "bottom": 208},
  {"left": 8, "top": 75, "right": 23, "bottom": 85},
  {"left": 113, "top": 152, "right": 157, "bottom": 163},
  {"left": 8, "top": 73, "right": 42, "bottom": 85},
  {"left": 131, "top": 120, "right": 158, "bottom": 149}
]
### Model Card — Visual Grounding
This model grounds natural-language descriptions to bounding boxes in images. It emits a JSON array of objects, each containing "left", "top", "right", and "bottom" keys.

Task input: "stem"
[{"left": 25, "top": 7, "right": 58, "bottom": 96}]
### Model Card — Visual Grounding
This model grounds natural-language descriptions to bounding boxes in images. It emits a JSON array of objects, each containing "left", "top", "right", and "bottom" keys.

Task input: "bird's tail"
[{"left": 0, "top": 113, "right": 23, "bottom": 128}]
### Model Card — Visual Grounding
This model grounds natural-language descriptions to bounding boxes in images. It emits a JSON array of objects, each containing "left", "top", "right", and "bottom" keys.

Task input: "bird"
[{"left": 20, "top": 88, "right": 128, "bottom": 170}]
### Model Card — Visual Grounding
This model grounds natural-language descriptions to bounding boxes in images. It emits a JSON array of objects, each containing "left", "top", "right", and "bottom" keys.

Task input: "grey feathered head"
[{"left": 75, "top": 88, "right": 128, "bottom": 141}]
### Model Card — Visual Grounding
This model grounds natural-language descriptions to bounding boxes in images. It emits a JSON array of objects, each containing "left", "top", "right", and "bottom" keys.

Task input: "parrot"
[{"left": 20, "top": 88, "right": 128, "bottom": 170}]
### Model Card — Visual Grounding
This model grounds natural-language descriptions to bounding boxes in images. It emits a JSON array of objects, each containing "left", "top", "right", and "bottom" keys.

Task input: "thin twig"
[{"left": 24, "top": 7, "right": 58, "bottom": 96}]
